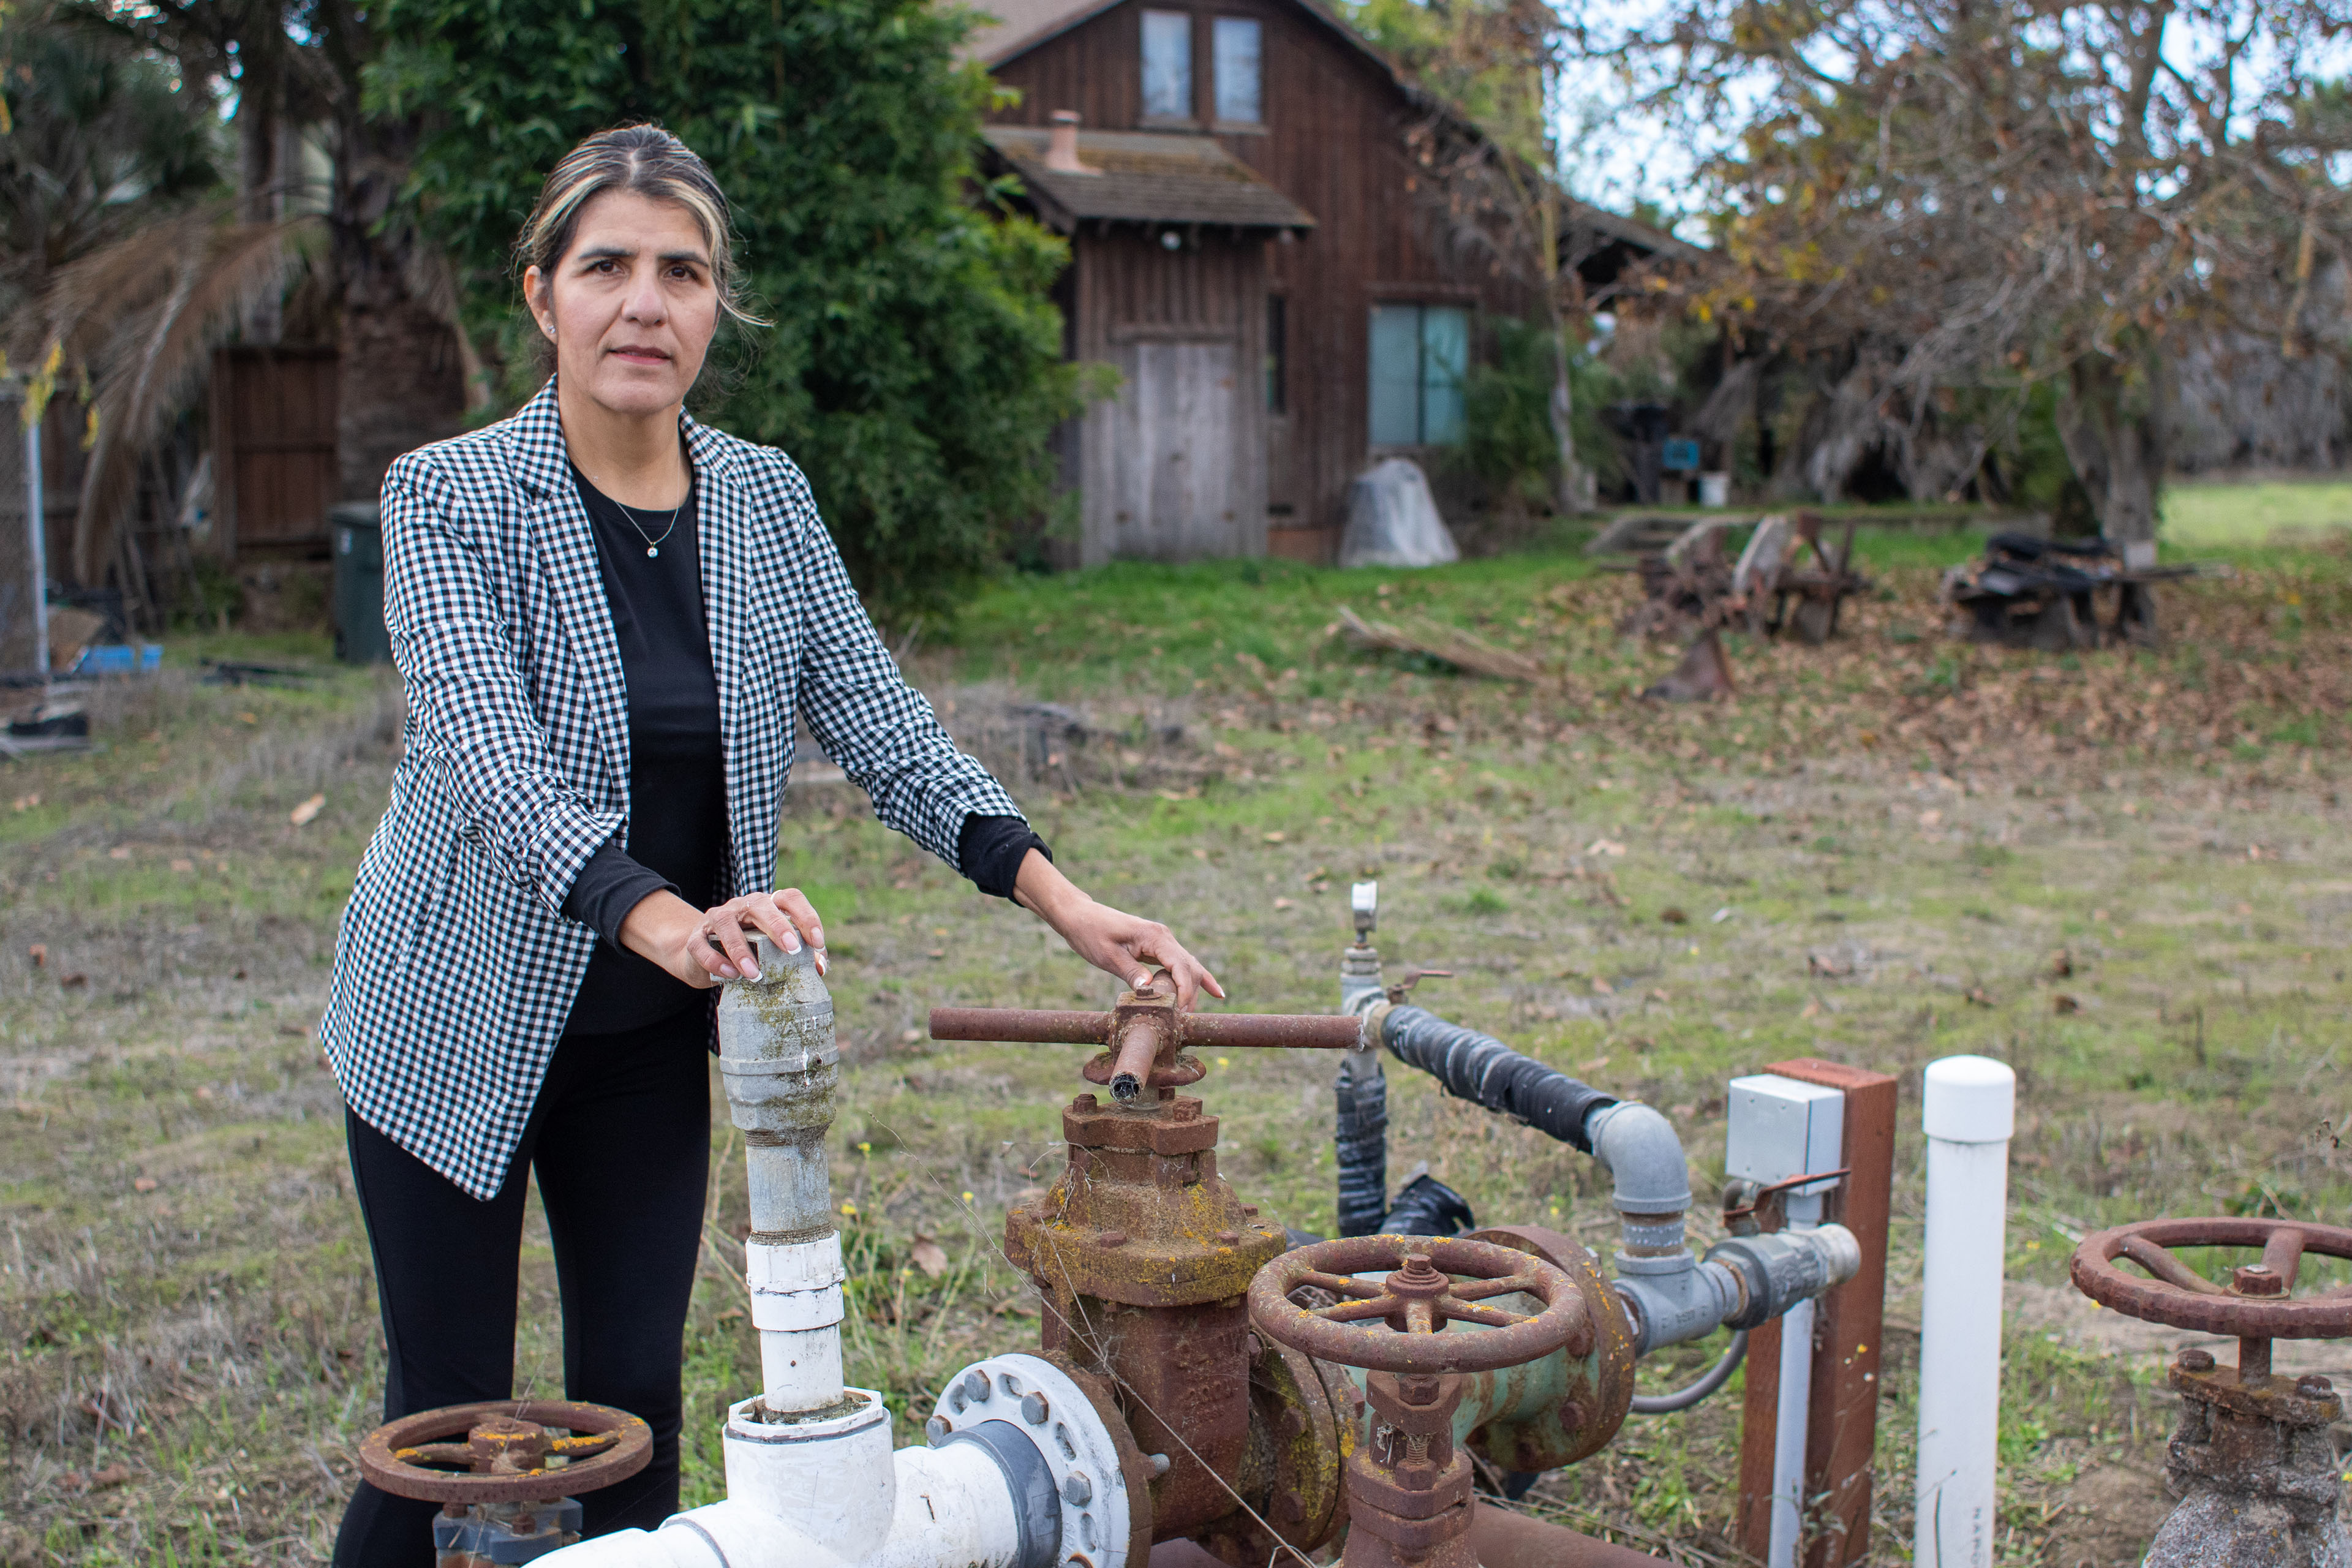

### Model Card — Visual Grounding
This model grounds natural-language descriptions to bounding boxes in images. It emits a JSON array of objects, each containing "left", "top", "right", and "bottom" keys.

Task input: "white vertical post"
[
  {"left": 23, "top": 404, "right": 45, "bottom": 680},
  {"left": 1914, "top": 1055, "right": 2016, "bottom": 1568}
]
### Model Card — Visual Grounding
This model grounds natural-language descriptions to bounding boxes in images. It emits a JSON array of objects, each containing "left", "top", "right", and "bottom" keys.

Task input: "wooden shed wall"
[{"left": 989, "top": 0, "right": 1532, "bottom": 548}]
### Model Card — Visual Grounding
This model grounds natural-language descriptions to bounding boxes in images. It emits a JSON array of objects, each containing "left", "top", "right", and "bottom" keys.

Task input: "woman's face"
[{"left": 526, "top": 189, "right": 720, "bottom": 418}]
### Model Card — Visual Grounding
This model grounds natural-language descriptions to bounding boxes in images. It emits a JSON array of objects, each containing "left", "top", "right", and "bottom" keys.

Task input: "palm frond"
[{"left": 13, "top": 205, "right": 318, "bottom": 581}]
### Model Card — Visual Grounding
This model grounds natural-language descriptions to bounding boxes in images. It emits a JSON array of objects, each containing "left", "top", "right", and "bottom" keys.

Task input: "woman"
[{"left": 320, "top": 124, "right": 1221, "bottom": 1566}]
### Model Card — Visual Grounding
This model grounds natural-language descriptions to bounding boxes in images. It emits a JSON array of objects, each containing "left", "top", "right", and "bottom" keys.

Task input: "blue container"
[{"left": 73, "top": 643, "right": 163, "bottom": 675}]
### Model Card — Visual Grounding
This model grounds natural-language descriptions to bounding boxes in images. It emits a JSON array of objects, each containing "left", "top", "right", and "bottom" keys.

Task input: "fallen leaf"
[
  {"left": 61, "top": 973, "right": 88, "bottom": 988},
  {"left": 1801, "top": 998, "right": 1823, "bottom": 1019},
  {"left": 1591, "top": 976, "right": 1615, "bottom": 995},
  {"left": 238, "top": 711, "right": 259, "bottom": 724},
  {"left": 170, "top": 858, "right": 194, "bottom": 873},
  {"left": 900, "top": 1028, "right": 923, "bottom": 1044},
  {"left": 926, "top": 949, "right": 946, "bottom": 959},
  {"left": 1648, "top": 989, "right": 1670, "bottom": 1004},
  {"left": 1918, "top": 809, "right": 1943, "bottom": 827},
  {"left": 1273, "top": 897, "right": 1295, "bottom": 910},
  {"left": 2052, "top": 994, "right": 2081, "bottom": 1014},
  {"left": 910, "top": 1235, "right": 949, "bottom": 1278},
  {"left": 1659, "top": 907, "right": 1687, "bottom": 924},
  {"left": 289, "top": 793, "right": 326, "bottom": 826},
  {"left": 132, "top": 1177, "right": 159, "bottom": 1193},
  {"left": 2048, "top": 948, "right": 2074, "bottom": 979},
  {"left": 195, "top": 1086, "right": 214, "bottom": 1101},
  {"left": 85, "top": 1462, "right": 132, "bottom": 1490},
  {"left": 1586, "top": 839, "right": 1627, "bottom": 856},
  {"left": 1807, "top": 952, "right": 1854, "bottom": 978},
  {"left": 108, "top": 845, "right": 131, "bottom": 859},
  {"left": 1965, "top": 987, "right": 1994, "bottom": 1008},
  {"left": 1581, "top": 1055, "right": 1611, "bottom": 1072},
  {"left": 715, "top": 1306, "right": 744, "bottom": 1324},
  {"left": 1262, "top": 831, "right": 1287, "bottom": 843},
  {"left": 27, "top": 943, "right": 45, "bottom": 968}
]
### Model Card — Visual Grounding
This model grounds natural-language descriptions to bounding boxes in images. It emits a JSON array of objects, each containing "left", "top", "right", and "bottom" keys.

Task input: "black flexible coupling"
[
  {"left": 1381, "top": 1005, "right": 1619, "bottom": 1153},
  {"left": 1333, "top": 1061, "right": 1390, "bottom": 1238}
]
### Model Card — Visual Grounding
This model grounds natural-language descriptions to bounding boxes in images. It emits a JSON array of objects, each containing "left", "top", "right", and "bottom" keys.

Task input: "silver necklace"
[{"left": 612, "top": 497, "right": 682, "bottom": 558}]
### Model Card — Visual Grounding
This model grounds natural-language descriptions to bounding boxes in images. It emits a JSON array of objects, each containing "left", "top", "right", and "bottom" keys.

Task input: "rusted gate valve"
[
  {"left": 357, "top": 1400, "right": 652, "bottom": 1566},
  {"left": 929, "top": 989, "right": 1365, "bottom": 1564},
  {"left": 1248, "top": 1236, "right": 1585, "bottom": 1568},
  {"left": 2071, "top": 1218, "right": 2352, "bottom": 1568}
]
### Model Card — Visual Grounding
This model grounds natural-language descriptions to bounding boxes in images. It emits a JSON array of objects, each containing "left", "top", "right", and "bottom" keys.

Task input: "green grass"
[
  {"left": 2160, "top": 477, "right": 2352, "bottom": 549},
  {"left": 7, "top": 535, "right": 2351, "bottom": 1564}
]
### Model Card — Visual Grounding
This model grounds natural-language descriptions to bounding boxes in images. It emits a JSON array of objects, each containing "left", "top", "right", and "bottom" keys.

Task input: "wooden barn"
[{"left": 965, "top": 0, "right": 1672, "bottom": 564}]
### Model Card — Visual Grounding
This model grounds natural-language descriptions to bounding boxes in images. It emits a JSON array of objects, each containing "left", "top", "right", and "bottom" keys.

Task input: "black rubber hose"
[
  {"left": 1334, "top": 1061, "right": 1390, "bottom": 1238},
  {"left": 1381, "top": 1005, "right": 1619, "bottom": 1153},
  {"left": 1628, "top": 1330, "right": 1748, "bottom": 1414}
]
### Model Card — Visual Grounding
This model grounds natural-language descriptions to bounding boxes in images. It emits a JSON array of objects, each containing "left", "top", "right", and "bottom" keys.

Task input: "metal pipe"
[
  {"left": 929, "top": 1008, "right": 1360, "bottom": 1050},
  {"left": 1468, "top": 1502, "right": 1676, "bottom": 1568},
  {"left": 1106, "top": 1014, "right": 1161, "bottom": 1102},
  {"left": 23, "top": 404, "right": 45, "bottom": 680}
]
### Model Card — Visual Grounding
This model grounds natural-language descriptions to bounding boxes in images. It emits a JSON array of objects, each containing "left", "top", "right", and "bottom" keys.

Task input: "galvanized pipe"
[{"left": 929, "top": 1007, "right": 1361, "bottom": 1050}]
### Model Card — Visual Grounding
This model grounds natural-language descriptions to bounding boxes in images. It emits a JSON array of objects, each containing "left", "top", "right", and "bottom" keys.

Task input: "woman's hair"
[{"left": 516, "top": 124, "right": 764, "bottom": 328}]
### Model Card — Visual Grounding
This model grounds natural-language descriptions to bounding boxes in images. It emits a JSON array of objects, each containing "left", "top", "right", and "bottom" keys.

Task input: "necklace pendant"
[{"left": 646, "top": 546, "right": 660, "bottom": 558}]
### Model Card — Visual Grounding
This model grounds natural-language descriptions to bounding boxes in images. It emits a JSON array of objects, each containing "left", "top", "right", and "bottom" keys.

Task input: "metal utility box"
[
  {"left": 1726, "top": 1074, "right": 1846, "bottom": 1194},
  {"left": 331, "top": 502, "right": 390, "bottom": 666}
]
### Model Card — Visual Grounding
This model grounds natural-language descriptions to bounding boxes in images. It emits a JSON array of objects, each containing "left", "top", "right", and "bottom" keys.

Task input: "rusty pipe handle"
[
  {"left": 929, "top": 1008, "right": 1362, "bottom": 1050},
  {"left": 1107, "top": 1016, "right": 1163, "bottom": 1103},
  {"left": 928, "top": 1008, "right": 1111, "bottom": 1045}
]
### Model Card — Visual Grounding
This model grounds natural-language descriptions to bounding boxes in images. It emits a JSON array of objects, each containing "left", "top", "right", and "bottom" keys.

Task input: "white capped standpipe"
[
  {"left": 1723, "top": 1075, "right": 1845, "bottom": 1568},
  {"left": 1914, "top": 1057, "right": 2015, "bottom": 1568}
]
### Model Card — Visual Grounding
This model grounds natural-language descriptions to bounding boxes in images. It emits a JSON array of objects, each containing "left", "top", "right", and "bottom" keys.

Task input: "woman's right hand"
[{"left": 619, "top": 888, "right": 829, "bottom": 986}]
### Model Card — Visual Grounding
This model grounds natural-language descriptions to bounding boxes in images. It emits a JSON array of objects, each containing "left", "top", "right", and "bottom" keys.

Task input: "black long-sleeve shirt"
[{"left": 559, "top": 461, "right": 1047, "bottom": 1034}]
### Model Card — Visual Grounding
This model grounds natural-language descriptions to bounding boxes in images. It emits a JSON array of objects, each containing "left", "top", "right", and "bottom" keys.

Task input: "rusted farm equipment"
[
  {"left": 1941, "top": 532, "right": 2197, "bottom": 650},
  {"left": 1617, "top": 512, "right": 1872, "bottom": 701}
]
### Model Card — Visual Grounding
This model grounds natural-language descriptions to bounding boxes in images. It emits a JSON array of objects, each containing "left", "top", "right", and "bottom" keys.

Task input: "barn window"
[
  {"left": 1265, "top": 294, "right": 1287, "bottom": 413},
  {"left": 1368, "top": 304, "right": 1469, "bottom": 445},
  {"left": 1214, "top": 17, "right": 1262, "bottom": 123},
  {"left": 1142, "top": 11, "right": 1194, "bottom": 119}
]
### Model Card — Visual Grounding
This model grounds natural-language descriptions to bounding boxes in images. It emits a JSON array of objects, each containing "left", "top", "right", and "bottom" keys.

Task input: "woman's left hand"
[
  {"left": 695, "top": 888, "right": 829, "bottom": 982},
  {"left": 1012, "top": 850, "right": 1222, "bottom": 1009}
]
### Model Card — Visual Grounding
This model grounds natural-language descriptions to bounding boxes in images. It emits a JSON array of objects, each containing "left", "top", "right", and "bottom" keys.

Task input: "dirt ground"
[{"left": 2, "top": 546, "right": 2348, "bottom": 1566}]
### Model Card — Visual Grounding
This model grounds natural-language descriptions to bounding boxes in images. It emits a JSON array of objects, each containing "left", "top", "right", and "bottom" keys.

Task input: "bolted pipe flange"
[{"left": 927, "top": 1351, "right": 1144, "bottom": 1568}]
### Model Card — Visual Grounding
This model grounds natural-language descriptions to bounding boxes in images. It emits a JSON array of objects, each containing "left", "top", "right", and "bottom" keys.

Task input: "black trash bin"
[{"left": 331, "top": 502, "right": 390, "bottom": 665}]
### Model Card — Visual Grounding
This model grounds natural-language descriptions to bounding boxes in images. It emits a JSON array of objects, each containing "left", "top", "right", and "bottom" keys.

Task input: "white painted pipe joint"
[
  {"left": 1914, "top": 1055, "right": 2016, "bottom": 1568},
  {"left": 747, "top": 1234, "right": 848, "bottom": 1333}
]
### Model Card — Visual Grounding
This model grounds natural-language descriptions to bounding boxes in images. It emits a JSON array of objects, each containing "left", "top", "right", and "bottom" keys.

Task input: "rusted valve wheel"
[
  {"left": 2070, "top": 1218, "right": 2352, "bottom": 1338},
  {"left": 358, "top": 1400, "right": 652, "bottom": 1504},
  {"left": 1248, "top": 1235, "right": 1585, "bottom": 1374}
]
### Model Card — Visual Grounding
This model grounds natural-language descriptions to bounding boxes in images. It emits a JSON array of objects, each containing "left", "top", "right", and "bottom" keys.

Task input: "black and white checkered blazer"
[{"left": 321, "top": 379, "right": 1023, "bottom": 1199}]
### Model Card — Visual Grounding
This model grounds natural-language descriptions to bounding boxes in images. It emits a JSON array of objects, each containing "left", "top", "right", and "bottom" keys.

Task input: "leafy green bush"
[
  {"left": 1453, "top": 316, "right": 1623, "bottom": 507},
  {"left": 367, "top": 0, "right": 1086, "bottom": 622}
]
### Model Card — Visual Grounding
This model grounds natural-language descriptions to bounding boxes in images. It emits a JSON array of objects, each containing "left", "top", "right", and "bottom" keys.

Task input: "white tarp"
[{"left": 1338, "top": 458, "right": 1459, "bottom": 569}]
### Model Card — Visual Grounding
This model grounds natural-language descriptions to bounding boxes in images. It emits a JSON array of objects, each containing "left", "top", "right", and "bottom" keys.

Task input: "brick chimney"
[{"left": 1045, "top": 110, "right": 1098, "bottom": 175}]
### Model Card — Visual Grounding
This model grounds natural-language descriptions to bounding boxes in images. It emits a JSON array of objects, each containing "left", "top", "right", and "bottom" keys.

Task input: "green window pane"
[
  {"left": 1420, "top": 306, "right": 1468, "bottom": 446},
  {"left": 1369, "top": 305, "right": 1422, "bottom": 445}
]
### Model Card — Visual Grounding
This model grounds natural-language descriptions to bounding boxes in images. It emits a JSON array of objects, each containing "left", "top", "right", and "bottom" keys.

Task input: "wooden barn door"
[
  {"left": 1109, "top": 334, "right": 1245, "bottom": 560},
  {"left": 211, "top": 345, "right": 339, "bottom": 559}
]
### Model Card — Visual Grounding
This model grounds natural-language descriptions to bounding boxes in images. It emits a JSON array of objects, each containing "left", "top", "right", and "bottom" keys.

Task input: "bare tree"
[{"left": 1593, "top": 0, "right": 2352, "bottom": 538}]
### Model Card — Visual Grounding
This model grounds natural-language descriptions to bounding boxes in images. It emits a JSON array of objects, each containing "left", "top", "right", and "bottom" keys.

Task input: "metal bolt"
[
  {"left": 2232, "top": 1264, "right": 2286, "bottom": 1296},
  {"left": 1148, "top": 1453, "right": 1172, "bottom": 1477},
  {"left": 962, "top": 1370, "right": 992, "bottom": 1403},
  {"left": 1073, "top": 1094, "right": 1098, "bottom": 1112},
  {"left": 1098, "top": 1230, "right": 1128, "bottom": 1248},
  {"left": 949, "top": 1389, "right": 968, "bottom": 1414},
  {"left": 927, "top": 1415, "right": 951, "bottom": 1443},
  {"left": 1216, "top": 1230, "right": 1241, "bottom": 1244},
  {"left": 1242, "top": 1205, "right": 1260, "bottom": 1217},
  {"left": 1170, "top": 1100, "right": 1200, "bottom": 1123},
  {"left": 1022, "top": 1392, "right": 1051, "bottom": 1425},
  {"left": 1062, "top": 1471, "right": 1094, "bottom": 1506},
  {"left": 1559, "top": 1400, "right": 1589, "bottom": 1431},
  {"left": 2178, "top": 1348, "right": 2216, "bottom": 1372},
  {"left": 2298, "top": 1375, "right": 2334, "bottom": 1396}
]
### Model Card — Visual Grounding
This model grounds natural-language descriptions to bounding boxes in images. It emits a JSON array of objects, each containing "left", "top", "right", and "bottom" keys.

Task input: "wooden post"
[{"left": 1735, "top": 1058, "right": 1898, "bottom": 1568}]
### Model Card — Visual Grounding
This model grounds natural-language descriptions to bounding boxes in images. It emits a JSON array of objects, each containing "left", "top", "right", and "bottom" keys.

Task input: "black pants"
[{"left": 333, "top": 1008, "right": 712, "bottom": 1567}]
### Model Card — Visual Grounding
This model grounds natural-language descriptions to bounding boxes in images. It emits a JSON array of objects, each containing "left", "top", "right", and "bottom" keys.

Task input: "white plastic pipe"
[
  {"left": 1914, "top": 1056, "right": 2016, "bottom": 1568},
  {"left": 1766, "top": 1191, "right": 1824, "bottom": 1568}
]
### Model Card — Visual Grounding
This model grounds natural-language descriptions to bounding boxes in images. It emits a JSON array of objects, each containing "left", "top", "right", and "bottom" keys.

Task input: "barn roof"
[{"left": 981, "top": 126, "right": 1318, "bottom": 232}]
